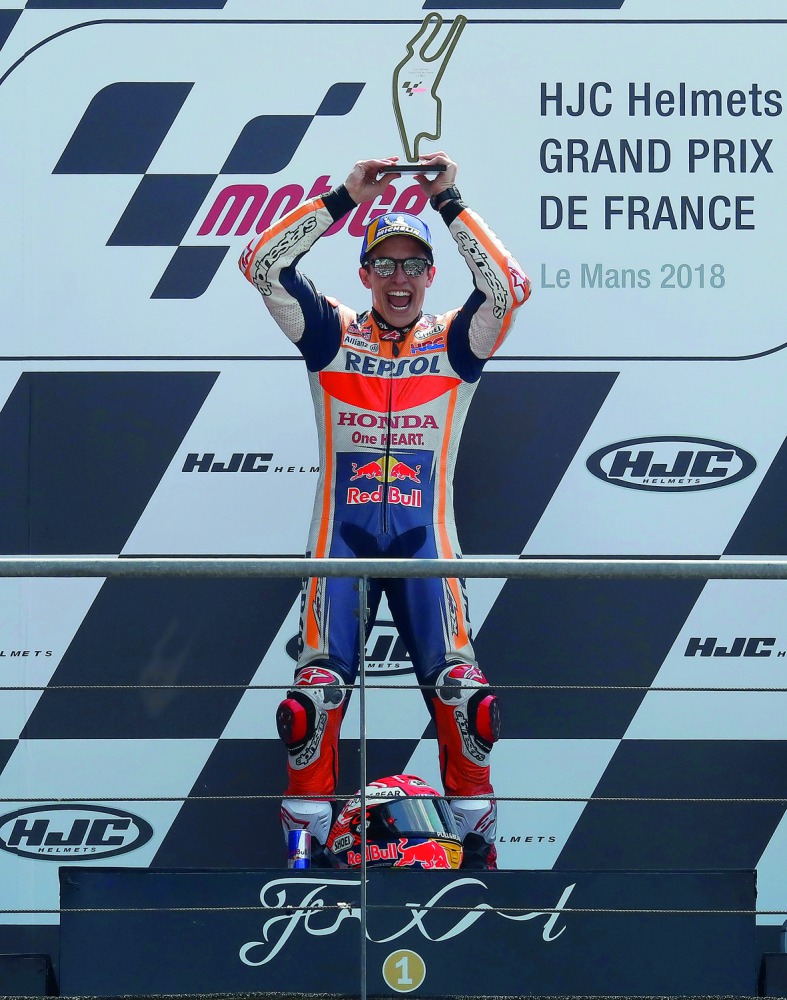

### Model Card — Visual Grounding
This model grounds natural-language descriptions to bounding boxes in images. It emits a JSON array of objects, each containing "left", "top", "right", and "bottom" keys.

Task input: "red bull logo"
[
  {"left": 349, "top": 454, "right": 423, "bottom": 484},
  {"left": 347, "top": 487, "right": 422, "bottom": 507},
  {"left": 345, "top": 838, "right": 460, "bottom": 868},
  {"left": 346, "top": 455, "right": 425, "bottom": 502},
  {"left": 350, "top": 460, "right": 384, "bottom": 481},
  {"left": 346, "top": 841, "right": 403, "bottom": 866},
  {"left": 393, "top": 838, "right": 457, "bottom": 870},
  {"left": 389, "top": 461, "right": 421, "bottom": 483}
]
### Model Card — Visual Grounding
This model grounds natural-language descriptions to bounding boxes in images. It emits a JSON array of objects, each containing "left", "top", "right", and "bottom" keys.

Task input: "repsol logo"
[
  {"left": 685, "top": 637, "right": 778, "bottom": 657},
  {"left": 0, "top": 805, "right": 153, "bottom": 861},
  {"left": 345, "top": 352, "right": 441, "bottom": 378},
  {"left": 586, "top": 436, "right": 756, "bottom": 492}
]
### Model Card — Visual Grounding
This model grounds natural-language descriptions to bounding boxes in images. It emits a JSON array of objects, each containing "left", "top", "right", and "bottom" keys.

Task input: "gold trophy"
[{"left": 379, "top": 13, "right": 467, "bottom": 173}]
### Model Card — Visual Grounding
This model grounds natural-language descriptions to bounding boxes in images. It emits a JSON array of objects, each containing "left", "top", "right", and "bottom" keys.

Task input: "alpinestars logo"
[{"left": 53, "top": 80, "right": 366, "bottom": 300}]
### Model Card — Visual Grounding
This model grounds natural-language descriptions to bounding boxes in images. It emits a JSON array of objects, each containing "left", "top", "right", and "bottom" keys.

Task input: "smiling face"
[{"left": 359, "top": 234, "right": 436, "bottom": 329}]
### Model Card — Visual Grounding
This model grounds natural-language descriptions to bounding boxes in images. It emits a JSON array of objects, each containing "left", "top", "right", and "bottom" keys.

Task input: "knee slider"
[
  {"left": 276, "top": 665, "right": 346, "bottom": 766},
  {"left": 433, "top": 663, "right": 500, "bottom": 759},
  {"left": 276, "top": 692, "right": 312, "bottom": 748},
  {"left": 472, "top": 691, "right": 501, "bottom": 747}
]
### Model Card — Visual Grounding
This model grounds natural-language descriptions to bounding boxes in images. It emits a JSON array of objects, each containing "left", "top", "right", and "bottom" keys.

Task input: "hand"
[
  {"left": 412, "top": 150, "right": 458, "bottom": 197},
  {"left": 344, "top": 156, "right": 401, "bottom": 203}
]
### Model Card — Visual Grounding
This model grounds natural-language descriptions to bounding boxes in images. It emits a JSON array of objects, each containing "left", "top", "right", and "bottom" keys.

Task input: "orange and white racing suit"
[{"left": 240, "top": 184, "right": 530, "bottom": 867}]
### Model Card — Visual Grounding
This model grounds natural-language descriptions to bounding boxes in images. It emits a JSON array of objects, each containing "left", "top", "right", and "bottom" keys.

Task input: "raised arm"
[
  {"left": 414, "top": 151, "right": 532, "bottom": 359},
  {"left": 238, "top": 156, "right": 403, "bottom": 344}
]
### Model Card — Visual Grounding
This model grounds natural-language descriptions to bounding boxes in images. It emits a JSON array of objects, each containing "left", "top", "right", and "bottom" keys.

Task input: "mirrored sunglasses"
[{"left": 368, "top": 256, "right": 430, "bottom": 278}]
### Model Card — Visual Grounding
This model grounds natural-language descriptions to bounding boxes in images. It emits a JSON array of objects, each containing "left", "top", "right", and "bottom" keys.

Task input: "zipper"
[{"left": 380, "top": 340, "right": 399, "bottom": 535}]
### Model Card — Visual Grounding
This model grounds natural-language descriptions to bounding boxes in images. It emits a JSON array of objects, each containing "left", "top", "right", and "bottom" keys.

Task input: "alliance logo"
[
  {"left": 0, "top": 804, "right": 153, "bottom": 861},
  {"left": 586, "top": 436, "right": 756, "bottom": 492}
]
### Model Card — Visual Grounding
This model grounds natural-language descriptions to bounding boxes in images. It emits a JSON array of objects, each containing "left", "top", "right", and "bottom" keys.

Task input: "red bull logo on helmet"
[
  {"left": 395, "top": 840, "right": 451, "bottom": 870},
  {"left": 346, "top": 841, "right": 404, "bottom": 866},
  {"left": 345, "top": 837, "right": 461, "bottom": 869}
]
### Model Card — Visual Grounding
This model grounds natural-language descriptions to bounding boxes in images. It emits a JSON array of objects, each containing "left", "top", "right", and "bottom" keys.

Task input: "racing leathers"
[{"left": 239, "top": 184, "right": 530, "bottom": 868}]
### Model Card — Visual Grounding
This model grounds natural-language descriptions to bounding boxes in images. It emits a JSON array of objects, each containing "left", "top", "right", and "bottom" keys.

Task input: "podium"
[
  {"left": 761, "top": 952, "right": 787, "bottom": 996},
  {"left": 0, "top": 954, "right": 56, "bottom": 997},
  {"left": 57, "top": 867, "right": 756, "bottom": 997}
]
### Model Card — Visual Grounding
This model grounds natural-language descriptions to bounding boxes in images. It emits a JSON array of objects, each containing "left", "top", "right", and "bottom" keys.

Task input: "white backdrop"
[{"left": 1, "top": 0, "right": 787, "bottom": 952}]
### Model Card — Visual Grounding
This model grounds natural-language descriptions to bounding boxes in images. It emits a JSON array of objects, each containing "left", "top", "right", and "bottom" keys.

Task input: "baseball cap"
[{"left": 360, "top": 213, "right": 433, "bottom": 263}]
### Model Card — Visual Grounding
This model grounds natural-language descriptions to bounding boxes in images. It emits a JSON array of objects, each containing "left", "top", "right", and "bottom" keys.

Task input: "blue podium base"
[
  {"left": 58, "top": 867, "right": 756, "bottom": 998},
  {"left": 0, "top": 954, "right": 56, "bottom": 997},
  {"left": 760, "top": 952, "right": 787, "bottom": 996}
]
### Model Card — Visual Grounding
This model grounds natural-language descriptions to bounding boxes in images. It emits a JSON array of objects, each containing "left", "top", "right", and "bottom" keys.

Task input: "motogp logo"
[{"left": 52, "top": 78, "right": 381, "bottom": 300}]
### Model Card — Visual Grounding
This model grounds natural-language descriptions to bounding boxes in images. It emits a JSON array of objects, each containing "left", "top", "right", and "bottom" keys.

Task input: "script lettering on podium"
[{"left": 238, "top": 876, "right": 576, "bottom": 966}]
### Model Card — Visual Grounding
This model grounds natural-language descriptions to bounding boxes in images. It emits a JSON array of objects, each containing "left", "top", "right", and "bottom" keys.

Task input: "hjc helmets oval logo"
[
  {"left": 0, "top": 804, "right": 154, "bottom": 861},
  {"left": 586, "top": 436, "right": 756, "bottom": 492}
]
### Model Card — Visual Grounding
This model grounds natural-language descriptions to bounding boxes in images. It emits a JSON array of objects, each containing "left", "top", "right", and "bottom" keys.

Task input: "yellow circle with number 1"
[{"left": 382, "top": 949, "right": 426, "bottom": 993}]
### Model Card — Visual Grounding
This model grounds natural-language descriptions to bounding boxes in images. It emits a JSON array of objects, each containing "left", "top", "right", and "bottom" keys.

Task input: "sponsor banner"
[
  {"left": 586, "top": 436, "right": 757, "bottom": 493},
  {"left": 120, "top": 363, "right": 319, "bottom": 556},
  {"left": 59, "top": 867, "right": 756, "bottom": 997},
  {"left": 0, "top": 578, "right": 103, "bottom": 740},
  {"left": 1, "top": 2, "right": 787, "bottom": 958},
  {"left": 625, "top": 579, "right": 787, "bottom": 740},
  {"left": 0, "top": 17, "right": 785, "bottom": 357},
  {"left": 404, "top": 736, "right": 620, "bottom": 871},
  {"left": 524, "top": 360, "right": 787, "bottom": 557},
  {"left": 0, "top": 804, "right": 153, "bottom": 862},
  {"left": 0, "top": 739, "right": 214, "bottom": 925}
]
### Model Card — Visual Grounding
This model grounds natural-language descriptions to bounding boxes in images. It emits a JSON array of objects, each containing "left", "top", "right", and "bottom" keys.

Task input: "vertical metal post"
[{"left": 358, "top": 575, "right": 368, "bottom": 1000}]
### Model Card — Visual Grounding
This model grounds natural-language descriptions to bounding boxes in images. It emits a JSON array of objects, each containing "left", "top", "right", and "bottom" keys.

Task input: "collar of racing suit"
[{"left": 371, "top": 308, "right": 423, "bottom": 341}]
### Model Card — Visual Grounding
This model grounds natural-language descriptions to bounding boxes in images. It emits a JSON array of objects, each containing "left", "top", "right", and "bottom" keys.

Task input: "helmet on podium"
[{"left": 326, "top": 774, "right": 462, "bottom": 870}]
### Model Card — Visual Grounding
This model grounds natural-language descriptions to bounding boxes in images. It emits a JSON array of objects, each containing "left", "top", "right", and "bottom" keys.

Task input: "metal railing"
[
  {"left": 2, "top": 554, "right": 787, "bottom": 1000},
  {"left": 2, "top": 554, "right": 787, "bottom": 579}
]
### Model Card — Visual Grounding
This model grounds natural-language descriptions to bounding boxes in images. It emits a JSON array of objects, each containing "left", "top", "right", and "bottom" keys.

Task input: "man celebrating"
[{"left": 239, "top": 151, "right": 530, "bottom": 869}]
